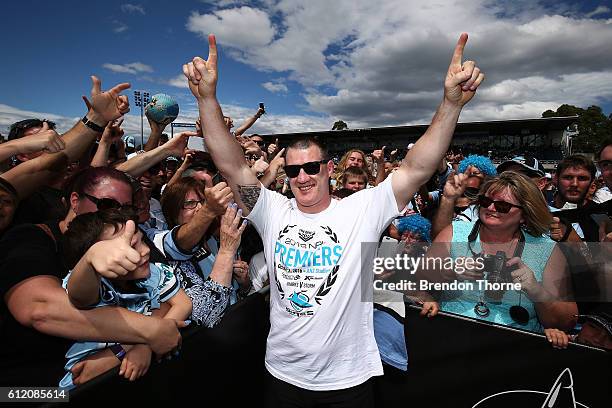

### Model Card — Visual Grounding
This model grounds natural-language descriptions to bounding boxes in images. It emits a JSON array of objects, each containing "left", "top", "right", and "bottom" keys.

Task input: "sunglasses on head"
[
  {"left": 477, "top": 195, "right": 523, "bottom": 213},
  {"left": 284, "top": 160, "right": 328, "bottom": 178},
  {"left": 83, "top": 193, "right": 136, "bottom": 212}
]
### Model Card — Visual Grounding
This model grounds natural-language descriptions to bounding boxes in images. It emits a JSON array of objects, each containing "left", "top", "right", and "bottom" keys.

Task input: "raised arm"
[
  {"left": 173, "top": 181, "right": 232, "bottom": 251},
  {"left": 234, "top": 105, "right": 265, "bottom": 137},
  {"left": 183, "top": 34, "right": 260, "bottom": 215},
  {"left": 143, "top": 116, "right": 169, "bottom": 152},
  {"left": 392, "top": 33, "right": 484, "bottom": 209},
  {"left": 2, "top": 76, "right": 130, "bottom": 199},
  {"left": 0, "top": 123, "right": 65, "bottom": 162},
  {"left": 116, "top": 132, "right": 194, "bottom": 177},
  {"left": 66, "top": 221, "right": 141, "bottom": 308},
  {"left": 90, "top": 119, "right": 125, "bottom": 167}
]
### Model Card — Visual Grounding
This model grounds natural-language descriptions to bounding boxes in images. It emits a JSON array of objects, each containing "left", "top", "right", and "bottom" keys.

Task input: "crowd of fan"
[{"left": 0, "top": 72, "right": 610, "bottom": 390}]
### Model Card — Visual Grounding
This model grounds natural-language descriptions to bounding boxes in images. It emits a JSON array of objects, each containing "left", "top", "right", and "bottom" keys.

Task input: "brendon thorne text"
[{"left": 373, "top": 279, "right": 522, "bottom": 292}]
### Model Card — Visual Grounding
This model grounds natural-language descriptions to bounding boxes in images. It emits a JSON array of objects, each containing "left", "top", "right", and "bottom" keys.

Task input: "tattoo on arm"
[{"left": 238, "top": 184, "right": 261, "bottom": 211}]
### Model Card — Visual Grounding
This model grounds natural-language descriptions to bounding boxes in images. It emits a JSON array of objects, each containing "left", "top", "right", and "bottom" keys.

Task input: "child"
[{"left": 59, "top": 209, "right": 192, "bottom": 389}]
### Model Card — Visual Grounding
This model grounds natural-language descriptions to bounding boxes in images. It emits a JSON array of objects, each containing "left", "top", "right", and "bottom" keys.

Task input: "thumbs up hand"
[{"left": 86, "top": 220, "right": 144, "bottom": 279}]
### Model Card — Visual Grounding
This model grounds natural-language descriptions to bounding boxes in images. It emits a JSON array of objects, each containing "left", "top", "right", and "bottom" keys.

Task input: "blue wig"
[
  {"left": 458, "top": 155, "right": 497, "bottom": 177},
  {"left": 395, "top": 215, "right": 432, "bottom": 243}
]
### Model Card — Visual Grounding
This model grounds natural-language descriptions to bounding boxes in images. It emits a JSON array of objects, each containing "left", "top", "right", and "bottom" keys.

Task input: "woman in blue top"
[{"left": 427, "top": 171, "right": 577, "bottom": 333}]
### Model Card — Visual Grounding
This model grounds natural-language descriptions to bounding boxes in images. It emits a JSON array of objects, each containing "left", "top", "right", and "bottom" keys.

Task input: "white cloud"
[
  {"left": 166, "top": 74, "right": 189, "bottom": 89},
  {"left": 186, "top": 7, "right": 274, "bottom": 48},
  {"left": 585, "top": 6, "right": 610, "bottom": 18},
  {"left": 262, "top": 81, "right": 288, "bottom": 93},
  {"left": 112, "top": 20, "right": 129, "bottom": 33},
  {"left": 103, "top": 62, "right": 154, "bottom": 75},
  {"left": 0, "top": 101, "right": 331, "bottom": 142},
  {"left": 188, "top": 0, "right": 612, "bottom": 127},
  {"left": 121, "top": 3, "right": 145, "bottom": 15}
]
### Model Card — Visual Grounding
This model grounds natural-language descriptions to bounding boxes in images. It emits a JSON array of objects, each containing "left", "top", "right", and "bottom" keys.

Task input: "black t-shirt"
[
  {"left": 0, "top": 222, "right": 70, "bottom": 386},
  {"left": 12, "top": 186, "right": 66, "bottom": 226}
]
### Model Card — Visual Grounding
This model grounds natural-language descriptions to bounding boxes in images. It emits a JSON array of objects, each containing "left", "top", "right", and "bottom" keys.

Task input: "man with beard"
[{"left": 550, "top": 155, "right": 598, "bottom": 241}]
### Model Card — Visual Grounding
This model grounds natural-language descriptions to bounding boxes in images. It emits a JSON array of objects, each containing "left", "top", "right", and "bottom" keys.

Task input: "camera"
[{"left": 482, "top": 251, "right": 509, "bottom": 301}]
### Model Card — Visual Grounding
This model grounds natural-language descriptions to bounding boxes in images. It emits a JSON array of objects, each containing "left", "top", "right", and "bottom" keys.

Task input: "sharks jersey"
[{"left": 248, "top": 175, "right": 400, "bottom": 391}]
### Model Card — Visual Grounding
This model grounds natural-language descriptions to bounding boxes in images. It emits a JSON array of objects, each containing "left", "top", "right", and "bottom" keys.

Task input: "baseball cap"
[{"left": 497, "top": 156, "right": 545, "bottom": 178}]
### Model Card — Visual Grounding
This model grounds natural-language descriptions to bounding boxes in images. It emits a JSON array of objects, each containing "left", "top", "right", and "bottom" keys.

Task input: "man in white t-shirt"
[{"left": 183, "top": 32, "right": 484, "bottom": 406}]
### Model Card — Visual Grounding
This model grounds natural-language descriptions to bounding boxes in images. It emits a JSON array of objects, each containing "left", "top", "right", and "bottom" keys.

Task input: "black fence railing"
[{"left": 43, "top": 292, "right": 610, "bottom": 407}]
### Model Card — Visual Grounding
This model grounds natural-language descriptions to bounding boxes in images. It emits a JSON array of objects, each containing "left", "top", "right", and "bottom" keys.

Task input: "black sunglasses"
[
  {"left": 477, "top": 195, "right": 523, "bottom": 213},
  {"left": 284, "top": 160, "right": 328, "bottom": 178},
  {"left": 83, "top": 193, "right": 136, "bottom": 212},
  {"left": 463, "top": 187, "right": 480, "bottom": 198}
]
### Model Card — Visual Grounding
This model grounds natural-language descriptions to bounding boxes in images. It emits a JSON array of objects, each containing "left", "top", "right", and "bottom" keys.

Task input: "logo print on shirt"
[
  {"left": 274, "top": 224, "right": 344, "bottom": 316},
  {"left": 288, "top": 291, "right": 313, "bottom": 312},
  {"left": 298, "top": 229, "right": 315, "bottom": 242}
]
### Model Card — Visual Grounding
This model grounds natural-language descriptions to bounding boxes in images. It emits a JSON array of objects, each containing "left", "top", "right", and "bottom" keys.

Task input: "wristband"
[
  {"left": 82, "top": 115, "right": 106, "bottom": 133},
  {"left": 109, "top": 344, "right": 126, "bottom": 361}
]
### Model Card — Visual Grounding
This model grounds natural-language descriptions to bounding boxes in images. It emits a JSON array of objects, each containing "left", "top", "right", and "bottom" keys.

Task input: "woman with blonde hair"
[
  {"left": 334, "top": 149, "right": 373, "bottom": 187},
  {"left": 424, "top": 171, "right": 577, "bottom": 334}
]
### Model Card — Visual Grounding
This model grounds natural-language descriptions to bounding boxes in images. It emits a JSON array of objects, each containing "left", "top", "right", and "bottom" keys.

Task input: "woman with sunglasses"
[{"left": 426, "top": 171, "right": 577, "bottom": 334}]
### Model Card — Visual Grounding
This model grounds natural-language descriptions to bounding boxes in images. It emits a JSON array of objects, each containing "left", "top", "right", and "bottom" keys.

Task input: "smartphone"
[
  {"left": 259, "top": 102, "right": 265, "bottom": 115},
  {"left": 187, "top": 136, "right": 207, "bottom": 152}
]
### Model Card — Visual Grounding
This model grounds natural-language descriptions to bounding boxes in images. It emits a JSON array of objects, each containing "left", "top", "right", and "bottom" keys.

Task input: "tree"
[
  {"left": 542, "top": 104, "right": 611, "bottom": 153},
  {"left": 332, "top": 120, "right": 348, "bottom": 130}
]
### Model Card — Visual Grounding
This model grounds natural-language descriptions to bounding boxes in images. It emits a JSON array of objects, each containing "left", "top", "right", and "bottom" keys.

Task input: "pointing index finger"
[
  {"left": 450, "top": 33, "right": 468, "bottom": 67},
  {"left": 109, "top": 82, "right": 131, "bottom": 96},
  {"left": 208, "top": 34, "right": 217, "bottom": 67}
]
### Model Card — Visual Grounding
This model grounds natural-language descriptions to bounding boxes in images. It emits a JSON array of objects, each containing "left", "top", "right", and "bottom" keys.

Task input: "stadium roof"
[{"left": 261, "top": 116, "right": 579, "bottom": 139}]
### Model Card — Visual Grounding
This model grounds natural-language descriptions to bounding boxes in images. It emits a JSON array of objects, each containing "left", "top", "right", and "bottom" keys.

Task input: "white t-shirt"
[
  {"left": 248, "top": 251, "right": 269, "bottom": 294},
  {"left": 248, "top": 175, "right": 400, "bottom": 391}
]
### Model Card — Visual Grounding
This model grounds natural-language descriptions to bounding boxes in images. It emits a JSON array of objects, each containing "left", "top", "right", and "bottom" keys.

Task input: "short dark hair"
[
  {"left": 287, "top": 137, "right": 328, "bottom": 161},
  {"left": 597, "top": 138, "right": 612, "bottom": 160},
  {"left": 63, "top": 208, "right": 137, "bottom": 270},
  {"left": 341, "top": 166, "right": 368, "bottom": 184},
  {"left": 555, "top": 155, "right": 596, "bottom": 181},
  {"left": 8, "top": 119, "right": 56, "bottom": 141}
]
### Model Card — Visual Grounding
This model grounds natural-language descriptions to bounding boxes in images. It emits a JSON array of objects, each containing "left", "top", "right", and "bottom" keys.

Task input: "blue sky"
[{"left": 2, "top": 0, "right": 612, "bottom": 138}]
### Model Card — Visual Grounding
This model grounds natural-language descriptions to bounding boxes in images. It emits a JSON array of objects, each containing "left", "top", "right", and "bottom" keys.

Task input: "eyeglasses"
[
  {"left": 598, "top": 160, "right": 612, "bottom": 171},
  {"left": 83, "top": 193, "right": 135, "bottom": 212},
  {"left": 477, "top": 195, "right": 523, "bottom": 213},
  {"left": 244, "top": 155, "right": 258, "bottom": 161},
  {"left": 182, "top": 199, "right": 204, "bottom": 209},
  {"left": 284, "top": 160, "right": 328, "bottom": 178}
]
